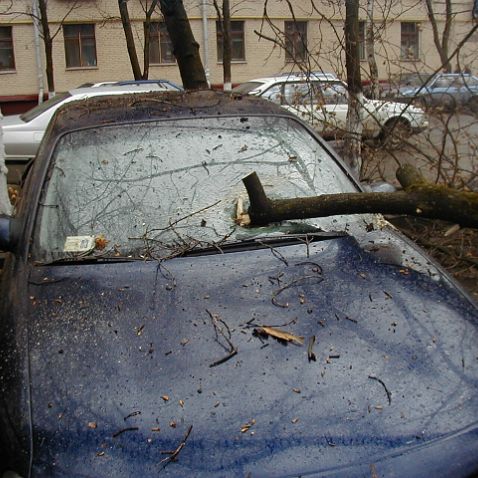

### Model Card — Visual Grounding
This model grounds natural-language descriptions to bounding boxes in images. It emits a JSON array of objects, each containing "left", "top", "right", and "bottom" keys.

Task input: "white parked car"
[
  {"left": 1, "top": 83, "right": 175, "bottom": 183},
  {"left": 233, "top": 74, "right": 429, "bottom": 146}
]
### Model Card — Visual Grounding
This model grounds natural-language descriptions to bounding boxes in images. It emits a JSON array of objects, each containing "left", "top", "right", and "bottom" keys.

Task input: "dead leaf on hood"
[
  {"left": 95, "top": 234, "right": 109, "bottom": 250},
  {"left": 240, "top": 418, "right": 256, "bottom": 433},
  {"left": 255, "top": 326, "right": 304, "bottom": 345}
]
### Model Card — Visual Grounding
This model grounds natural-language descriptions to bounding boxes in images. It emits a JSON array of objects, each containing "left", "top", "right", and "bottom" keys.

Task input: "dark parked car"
[
  {"left": 1, "top": 90, "right": 478, "bottom": 477},
  {"left": 371, "top": 72, "right": 431, "bottom": 99},
  {"left": 397, "top": 72, "right": 478, "bottom": 111}
]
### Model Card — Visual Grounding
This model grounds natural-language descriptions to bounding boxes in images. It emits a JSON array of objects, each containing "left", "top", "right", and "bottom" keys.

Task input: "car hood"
[{"left": 13, "top": 235, "right": 478, "bottom": 476}]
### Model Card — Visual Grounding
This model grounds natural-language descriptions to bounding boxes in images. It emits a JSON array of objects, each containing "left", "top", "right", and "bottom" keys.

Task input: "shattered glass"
[{"left": 36, "top": 116, "right": 363, "bottom": 261}]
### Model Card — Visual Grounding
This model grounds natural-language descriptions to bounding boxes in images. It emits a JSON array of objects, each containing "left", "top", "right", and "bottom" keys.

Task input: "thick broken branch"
[{"left": 242, "top": 168, "right": 478, "bottom": 229}]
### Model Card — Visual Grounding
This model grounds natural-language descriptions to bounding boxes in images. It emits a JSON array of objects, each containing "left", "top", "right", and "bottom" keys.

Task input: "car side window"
[
  {"left": 451, "top": 77, "right": 465, "bottom": 88},
  {"left": 468, "top": 76, "right": 478, "bottom": 87},
  {"left": 321, "top": 83, "right": 348, "bottom": 105},
  {"left": 283, "top": 83, "right": 312, "bottom": 105},
  {"left": 433, "top": 77, "right": 454, "bottom": 89},
  {"left": 261, "top": 84, "right": 283, "bottom": 104}
]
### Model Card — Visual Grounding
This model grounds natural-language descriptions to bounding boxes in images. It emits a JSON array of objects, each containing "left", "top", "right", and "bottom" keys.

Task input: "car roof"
[
  {"left": 246, "top": 73, "right": 339, "bottom": 85},
  {"left": 67, "top": 83, "right": 173, "bottom": 96},
  {"left": 80, "top": 80, "right": 184, "bottom": 90},
  {"left": 42, "top": 90, "right": 303, "bottom": 138}
]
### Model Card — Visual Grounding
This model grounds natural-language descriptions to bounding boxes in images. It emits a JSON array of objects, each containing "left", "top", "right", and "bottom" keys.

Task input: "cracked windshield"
[{"left": 36, "top": 116, "right": 359, "bottom": 261}]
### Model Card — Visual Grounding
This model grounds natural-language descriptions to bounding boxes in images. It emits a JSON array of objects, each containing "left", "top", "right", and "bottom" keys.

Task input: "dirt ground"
[{"left": 387, "top": 216, "right": 478, "bottom": 301}]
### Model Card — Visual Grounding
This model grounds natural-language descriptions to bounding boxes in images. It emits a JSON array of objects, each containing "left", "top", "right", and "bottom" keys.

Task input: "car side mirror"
[{"left": 0, "top": 215, "right": 20, "bottom": 252}]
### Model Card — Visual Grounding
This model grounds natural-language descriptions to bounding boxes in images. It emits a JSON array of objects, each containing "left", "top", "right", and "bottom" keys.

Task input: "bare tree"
[
  {"left": 2, "top": 0, "right": 82, "bottom": 97},
  {"left": 343, "top": 0, "right": 363, "bottom": 174},
  {"left": 37, "top": 0, "right": 55, "bottom": 95},
  {"left": 117, "top": 0, "right": 208, "bottom": 88},
  {"left": 213, "top": 0, "right": 232, "bottom": 91},
  {"left": 424, "top": 0, "right": 452, "bottom": 73},
  {"left": 37, "top": 0, "right": 82, "bottom": 96},
  {"left": 159, "top": 0, "right": 208, "bottom": 89},
  {"left": 365, "top": 0, "right": 380, "bottom": 99},
  {"left": 118, "top": 0, "right": 159, "bottom": 80}
]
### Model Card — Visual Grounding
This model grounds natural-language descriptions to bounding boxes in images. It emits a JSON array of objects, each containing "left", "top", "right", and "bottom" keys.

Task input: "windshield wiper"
[
  {"left": 181, "top": 231, "right": 347, "bottom": 257},
  {"left": 36, "top": 255, "right": 137, "bottom": 266}
]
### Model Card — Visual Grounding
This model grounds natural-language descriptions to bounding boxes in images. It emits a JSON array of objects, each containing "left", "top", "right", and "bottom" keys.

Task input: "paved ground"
[{"left": 360, "top": 110, "right": 478, "bottom": 189}]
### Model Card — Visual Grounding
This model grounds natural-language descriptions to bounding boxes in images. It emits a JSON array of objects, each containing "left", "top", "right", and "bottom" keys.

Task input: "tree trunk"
[
  {"left": 241, "top": 170, "right": 478, "bottom": 229},
  {"left": 160, "top": 0, "right": 208, "bottom": 90},
  {"left": 38, "top": 0, "right": 55, "bottom": 96},
  {"left": 222, "top": 0, "right": 232, "bottom": 92},
  {"left": 0, "top": 111, "right": 12, "bottom": 216},
  {"left": 142, "top": 0, "right": 161, "bottom": 80},
  {"left": 118, "top": 0, "right": 143, "bottom": 80},
  {"left": 365, "top": 0, "right": 380, "bottom": 100},
  {"left": 425, "top": 0, "right": 452, "bottom": 72},
  {"left": 343, "top": 0, "right": 363, "bottom": 175}
]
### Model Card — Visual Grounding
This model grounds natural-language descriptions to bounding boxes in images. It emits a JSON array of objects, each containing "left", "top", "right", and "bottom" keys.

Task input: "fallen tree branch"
[{"left": 242, "top": 166, "right": 478, "bottom": 229}]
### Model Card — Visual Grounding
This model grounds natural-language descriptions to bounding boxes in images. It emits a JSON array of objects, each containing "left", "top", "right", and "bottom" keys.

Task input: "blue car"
[
  {"left": 398, "top": 72, "right": 478, "bottom": 111},
  {"left": 1, "top": 90, "right": 478, "bottom": 477}
]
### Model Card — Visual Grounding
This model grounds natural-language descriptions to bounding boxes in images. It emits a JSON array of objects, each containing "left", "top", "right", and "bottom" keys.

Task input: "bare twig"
[
  {"left": 112, "top": 427, "right": 139, "bottom": 438},
  {"left": 368, "top": 375, "right": 392, "bottom": 405},
  {"left": 160, "top": 425, "right": 193, "bottom": 465},
  {"left": 206, "top": 309, "right": 238, "bottom": 367}
]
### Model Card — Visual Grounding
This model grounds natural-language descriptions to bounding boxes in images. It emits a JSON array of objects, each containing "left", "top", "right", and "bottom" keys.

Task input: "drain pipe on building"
[
  {"left": 32, "top": 0, "right": 45, "bottom": 104},
  {"left": 202, "top": 0, "right": 210, "bottom": 87}
]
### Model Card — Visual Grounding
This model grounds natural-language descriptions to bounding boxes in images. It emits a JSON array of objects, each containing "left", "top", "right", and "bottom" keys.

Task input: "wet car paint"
[{"left": 2, "top": 236, "right": 478, "bottom": 476}]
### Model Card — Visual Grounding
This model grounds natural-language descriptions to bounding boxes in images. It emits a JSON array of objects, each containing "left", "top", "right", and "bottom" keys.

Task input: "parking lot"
[{"left": 360, "top": 110, "right": 478, "bottom": 189}]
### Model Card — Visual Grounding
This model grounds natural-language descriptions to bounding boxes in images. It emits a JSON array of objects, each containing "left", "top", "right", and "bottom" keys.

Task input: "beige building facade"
[{"left": 0, "top": 0, "right": 477, "bottom": 104}]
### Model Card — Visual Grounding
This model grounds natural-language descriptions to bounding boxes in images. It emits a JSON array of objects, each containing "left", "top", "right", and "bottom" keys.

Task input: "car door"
[
  {"left": 279, "top": 81, "right": 349, "bottom": 139},
  {"left": 459, "top": 75, "right": 478, "bottom": 104},
  {"left": 427, "top": 76, "right": 456, "bottom": 108},
  {"left": 318, "top": 82, "right": 349, "bottom": 138},
  {"left": 279, "top": 81, "right": 325, "bottom": 129}
]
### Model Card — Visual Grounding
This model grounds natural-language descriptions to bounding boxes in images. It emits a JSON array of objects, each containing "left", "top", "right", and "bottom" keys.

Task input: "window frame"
[
  {"left": 63, "top": 24, "right": 97, "bottom": 69},
  {"left": 0, "top": 26, "right": 15, "bottom": 71},
  {"left": 148, "top": 21, "right": 175, "bottom": 65},
  {"left": 216, "top": 20, "right": 246, "bottom": 62},
  {"left": 400, "top": 22, "right": 420, "bottom": 61},
  {"left": 284, "top": 21, "right": 308, "bottom": 63}
]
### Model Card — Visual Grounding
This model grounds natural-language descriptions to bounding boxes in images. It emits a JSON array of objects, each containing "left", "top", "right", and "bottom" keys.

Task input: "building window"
[
  {"left": 285, "top": 21, "right": 307, "bottom": 63},
  {"left": 149, "top": 22, "right": 175, "bottom": 64},
  {"left": 359, "top": 21, "right": 365, "bottom": 61},
  {"left": 0, "top": 26, "right": 15, "bottom": 70},
  {"left": 401, "top": 22, "right": 419, "bottom": 60},
  {"left": 216, "top": 21, "right": 245, "bottom": 62},
  {"left": 64, "top": 24, "right": 97, "bottom": 68}
]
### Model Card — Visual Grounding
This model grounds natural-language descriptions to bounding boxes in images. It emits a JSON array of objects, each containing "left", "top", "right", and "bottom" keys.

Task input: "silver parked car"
[
  {"left": 1, "top": 83, "right": 175, "bottom": 183},
  {"left": 233, "top": 74, "right": 429, "bottom": 146},
  {"left": 396, "top": 72, "right": 478, "bottom": 112}
]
